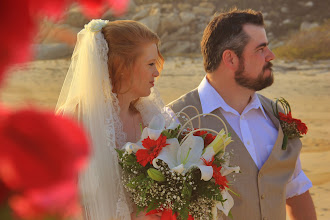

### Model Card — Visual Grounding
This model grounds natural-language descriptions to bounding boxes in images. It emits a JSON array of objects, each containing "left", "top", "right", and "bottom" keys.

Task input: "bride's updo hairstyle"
[{"left": 102, "top": 20, "right": 164, "bottom": 94}]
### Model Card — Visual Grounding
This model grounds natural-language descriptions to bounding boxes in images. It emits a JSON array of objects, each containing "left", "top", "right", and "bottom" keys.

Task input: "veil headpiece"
[
  {"left": 56, "top": 19, "right": 131, "bottom": 220},
  {"left": 56, "top": 19, "right": 171, "bottom": 220}
]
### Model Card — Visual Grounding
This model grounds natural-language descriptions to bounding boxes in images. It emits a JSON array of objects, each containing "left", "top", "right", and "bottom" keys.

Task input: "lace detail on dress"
[{"left": 101, "top": 38, "right": 132, "bottom": 218}]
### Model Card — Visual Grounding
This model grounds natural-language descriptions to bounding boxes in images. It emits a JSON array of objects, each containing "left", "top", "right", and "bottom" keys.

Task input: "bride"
[{"left": 56, "top": 19, "right": 170, "bottom": 220}]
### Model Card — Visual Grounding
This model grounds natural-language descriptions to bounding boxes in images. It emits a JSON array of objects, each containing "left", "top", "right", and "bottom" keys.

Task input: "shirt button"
[
  {"left": 246, "top": 140, "right": 250, "bottom": 145},
  {"left": 240, "top": 115, "right": 244, "bottom": 120},
  {"left": 261, "top": 194, "right": 265, "bottom": 199}
]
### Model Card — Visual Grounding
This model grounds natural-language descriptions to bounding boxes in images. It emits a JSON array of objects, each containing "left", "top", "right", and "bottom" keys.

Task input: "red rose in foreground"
[
  {"left": 9, "top": 180, "right": 80, "bottom": 219},
  {"left": 136, "top": 135, "right": 168, "bottom": 167},
  {"left": 0, "top": 180, "right": 10, "bottom": 206},
  {"left": 0, "top": 108, "right": 90, "bottom": 190},
  {"left": 0, "top": 108, "right": 90, "bottom": 218}
]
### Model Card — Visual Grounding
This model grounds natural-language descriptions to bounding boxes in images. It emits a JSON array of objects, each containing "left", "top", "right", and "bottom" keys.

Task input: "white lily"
[
  {"left": 215, "top": 189, "right": 234, "bottom": 216},
  {"left": 153, "top": 135, "right": 213, "bottom": 181},
  {"left": 213, "top": 152, "right": 240, "bottom": 218},
  {"left": 122, "top": 114, "right": 179, "bottom": 154}
]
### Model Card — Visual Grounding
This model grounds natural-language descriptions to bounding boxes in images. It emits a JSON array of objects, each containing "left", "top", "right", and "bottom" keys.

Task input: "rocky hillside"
[{"left": 35, "top": 0, "right": 329, "bottom": 59}]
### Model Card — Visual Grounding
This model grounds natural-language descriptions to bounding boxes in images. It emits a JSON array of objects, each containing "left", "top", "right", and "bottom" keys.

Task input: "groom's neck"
[{"left": 206, "top": 71, "right": 253, "bottom": 115}]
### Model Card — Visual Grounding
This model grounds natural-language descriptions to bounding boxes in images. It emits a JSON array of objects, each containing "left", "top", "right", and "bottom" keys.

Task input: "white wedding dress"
[{"left": 55, "top": 20, "right": 172, "bottom": 220}]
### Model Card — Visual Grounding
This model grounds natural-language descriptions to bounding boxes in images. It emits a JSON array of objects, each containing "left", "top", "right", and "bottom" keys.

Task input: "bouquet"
[{"left": 117, "top": 106, "right": 240, "bottom": 220}]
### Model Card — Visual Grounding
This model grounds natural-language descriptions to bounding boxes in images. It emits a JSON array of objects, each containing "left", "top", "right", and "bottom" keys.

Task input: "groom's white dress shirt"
[{"left": 198, "top": 76, "right": 312, "bottom": 198}]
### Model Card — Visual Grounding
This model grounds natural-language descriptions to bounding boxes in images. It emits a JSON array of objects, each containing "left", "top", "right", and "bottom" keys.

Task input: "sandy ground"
[{"left": 1, "top": 57, "right": 330, "bottom": 219}]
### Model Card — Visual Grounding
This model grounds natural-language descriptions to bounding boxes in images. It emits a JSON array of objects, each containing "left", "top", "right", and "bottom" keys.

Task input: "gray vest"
[{"left": 168, "top": 89, "right": 302, "bottom": 220}]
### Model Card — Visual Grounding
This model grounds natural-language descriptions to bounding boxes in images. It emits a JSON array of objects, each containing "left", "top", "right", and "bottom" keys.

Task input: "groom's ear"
[{"left": 222, "top": 49, "right": 239, "bottom": 71}]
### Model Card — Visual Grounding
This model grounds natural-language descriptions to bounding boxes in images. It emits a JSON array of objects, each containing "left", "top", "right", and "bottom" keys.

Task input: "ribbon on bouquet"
[{"left": 147, "top": 209, "right": 194, "bottom": 220}]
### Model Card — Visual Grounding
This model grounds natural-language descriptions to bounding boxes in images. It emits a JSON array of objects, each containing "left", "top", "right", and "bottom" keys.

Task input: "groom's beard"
[{"left": 235, "top": 58, "right": 274, "bottom": 91}]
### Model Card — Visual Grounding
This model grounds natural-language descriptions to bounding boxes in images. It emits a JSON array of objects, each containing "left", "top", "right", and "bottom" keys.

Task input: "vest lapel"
[
  {"left": 205, "top": 107, "right": 259, "bottom": 171},
  {"left": 258, "top": 95, "right": 285, "bottom": 171},
  {"left": 258, "top": 94, "right": 280, "bottom": 130}
]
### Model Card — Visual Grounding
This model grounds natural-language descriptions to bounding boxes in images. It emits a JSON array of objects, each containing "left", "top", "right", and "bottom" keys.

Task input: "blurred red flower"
[
  {"left": 0, "top": 0, "right": 129, "bottom": 84},
  {"left": 0, "top": 108, "right": 90, "bottom": 218},
  {"left": 0, "top": 180, "right": 10, "bottom": 206},
  {"left": 0, "top": 0, "right": 129, "bottom": 219},
  {"left": 9, "top": 180, "right": 80, "bottom": 219}
]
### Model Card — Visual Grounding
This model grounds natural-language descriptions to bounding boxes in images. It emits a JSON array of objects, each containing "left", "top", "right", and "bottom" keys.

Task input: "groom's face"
[{"left": 234, "top": 24, "right": 275, "bottom": 91}]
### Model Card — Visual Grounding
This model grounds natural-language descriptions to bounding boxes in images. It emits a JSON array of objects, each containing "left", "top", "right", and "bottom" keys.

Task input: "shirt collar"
[{"left": 198, "top": 76, "right": 268, "bottom": 119}]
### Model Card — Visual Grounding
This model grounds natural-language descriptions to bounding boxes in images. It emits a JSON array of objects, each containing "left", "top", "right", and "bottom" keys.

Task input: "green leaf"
[
  {"left": 125, "top": 154, "right": 137, "bottom": 165},
  {"left": 115, "top": 148, "right": 125, "bottom": 158},
  {"left": 146, "top": 199, "right": 161, "bottom": 213},
  {"left": 161, "top": 130, "right": 172, "bottom": 138},
  {"left": 182, "top": 182, "right": 192, "bottom": 199},
  {"left": 177, "top": 204, "right": 189, "bottom": 220},
  {"left": 228, "top": 210, "right": 234, "bottom": 219},
  {"left": 161, "top": 125, "right": 182, "bottom": 139},
  {"left": 136, "top": 206, "right": 144, "bottom": 216},
  {"left": 127, "top": 174, "right": 146, "bottom": 189}
]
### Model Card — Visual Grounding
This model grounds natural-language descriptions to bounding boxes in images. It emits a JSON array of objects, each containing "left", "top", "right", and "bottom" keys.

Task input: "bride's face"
[{"left": 127, "top": 43, "right": 160, "bottom": 98}]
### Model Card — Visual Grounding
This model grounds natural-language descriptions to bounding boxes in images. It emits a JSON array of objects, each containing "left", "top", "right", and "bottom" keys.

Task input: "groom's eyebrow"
[{"left": 255, "top": 42, "right": 269, "bottom": 49}]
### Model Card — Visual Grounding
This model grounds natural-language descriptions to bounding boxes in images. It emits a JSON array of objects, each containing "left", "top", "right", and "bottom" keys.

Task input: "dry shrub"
[{"left": 273, "top": 20, "right": 330, "bottom": 60}]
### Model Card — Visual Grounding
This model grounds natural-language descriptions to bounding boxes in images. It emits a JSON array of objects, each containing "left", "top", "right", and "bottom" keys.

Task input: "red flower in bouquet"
[
  {"left": 193, "top": 130, "right": 216, "bottom": 148},
  {"left": 213, "top": 166, "right": 229, "bottom": 190},
  {"left": 0, "top": 108, "right": 90, "bottom": 218},
  {"left": 136, "top": 135, "right": 168, "bottom": 167},
  {"left": 0, "top": 109, "right": 89, "bottom": 190},
  {"left": 202, "top": 157, "right": 228, "bottom": 190},
  {"left": 147, "top": 208, "right": 194, "bottom": 220}
]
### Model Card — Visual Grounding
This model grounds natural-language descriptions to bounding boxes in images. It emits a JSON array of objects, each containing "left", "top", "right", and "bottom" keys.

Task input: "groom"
[{"left": 168, "top": 9, "right": 316, "bottom": 220}]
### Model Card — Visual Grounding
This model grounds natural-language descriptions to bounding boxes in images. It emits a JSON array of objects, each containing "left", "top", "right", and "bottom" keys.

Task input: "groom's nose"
[{"left": 266, "top": 48, "right": 276, "bottom": 62}]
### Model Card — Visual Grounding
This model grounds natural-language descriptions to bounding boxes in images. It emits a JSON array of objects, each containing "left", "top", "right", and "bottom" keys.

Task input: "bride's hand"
[{"left": 131, "top": 211, "right": 161, "bottom": 219}]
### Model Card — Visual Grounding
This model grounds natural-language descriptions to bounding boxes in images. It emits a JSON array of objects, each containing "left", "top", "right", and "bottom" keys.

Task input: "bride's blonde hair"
[{"left": 102, "top": 20, "right": 164, "bottom": 94}]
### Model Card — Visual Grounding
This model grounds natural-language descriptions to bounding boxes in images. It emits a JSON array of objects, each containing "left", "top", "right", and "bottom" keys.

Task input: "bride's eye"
[{"left": 148, "top": 63, "right": 155, "bottom": 66}]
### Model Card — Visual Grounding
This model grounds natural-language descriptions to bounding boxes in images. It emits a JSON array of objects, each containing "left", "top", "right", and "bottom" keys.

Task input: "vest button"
[
  {"left": 258, "top": 173, "right": 263, "bottom": 178},
  {"left": 263, "top": 218, "right": 268, "bottom": 220},
  {"left": 261, "top": 194, "right": 265, "bottom": 199}
]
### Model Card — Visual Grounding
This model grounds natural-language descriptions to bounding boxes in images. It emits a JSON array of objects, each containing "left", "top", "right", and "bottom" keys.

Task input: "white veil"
[{"left": 55, "top": 20, "right": 169, "bottom": 220}]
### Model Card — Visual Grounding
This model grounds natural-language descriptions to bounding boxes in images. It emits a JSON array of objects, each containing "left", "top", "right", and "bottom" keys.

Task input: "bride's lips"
[{"left": 150, "top": 81, "right": 154, "bottom": 86}]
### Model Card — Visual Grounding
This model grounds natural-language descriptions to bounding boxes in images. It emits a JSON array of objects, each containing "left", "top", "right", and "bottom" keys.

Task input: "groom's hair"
[{"left": 201, "top": 8, "right": 264, "bottom": 73}]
